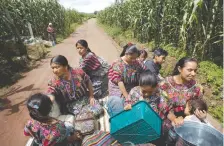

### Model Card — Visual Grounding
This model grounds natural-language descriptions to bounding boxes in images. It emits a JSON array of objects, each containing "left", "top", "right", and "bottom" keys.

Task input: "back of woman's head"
[
  {"left": 139, "top": 71, "right": 158, "bottom": 88},
  {"left": 120, "top": 43, "right": 140, "bottom": 57},
  {"left": 188, "top": 98, "right": 208, "bottom": 115},
  {"left": 50, "top": 55, "right": 69, "bottom": 68},
  {"left": 172, "top": 57, "right": 198, "bottom": 75},
  {"left": 27, "top": 93, "right": 52, "bottom": 123},
  {"left": 76, "top": 39, "right": 92, "bottom": 52}
]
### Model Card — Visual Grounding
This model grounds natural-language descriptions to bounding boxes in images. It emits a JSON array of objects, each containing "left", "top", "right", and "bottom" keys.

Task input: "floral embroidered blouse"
[
  {"left": 158, "top": 76, "right": 203, "bottom": 117},
  {"left": 24, "top": 120, "right": 70, "bottom": 146},
  {"left": 47, "top": 68, "right": 90, "bottom": 102},
  {"left": 108, "top": 58, "right": 146, "bottom": 97}
]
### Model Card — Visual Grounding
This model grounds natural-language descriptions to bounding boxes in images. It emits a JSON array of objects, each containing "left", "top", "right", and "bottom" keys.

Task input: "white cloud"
[{"left": 59, "top": 0, "right": 114, "bottom": 13}]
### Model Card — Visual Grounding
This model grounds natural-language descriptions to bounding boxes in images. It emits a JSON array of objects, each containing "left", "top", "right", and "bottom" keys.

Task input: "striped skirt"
[{"left": 82, "top": 130, "right": 121, "bottom": 146}]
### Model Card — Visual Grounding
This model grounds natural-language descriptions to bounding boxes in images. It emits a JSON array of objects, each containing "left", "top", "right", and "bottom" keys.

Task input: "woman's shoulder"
[
  {"left": 25, "top": 119, "right": 39, "bottom": 129},
  {"left": 48, "top": 76, "right": 60, "bottom": 87},
  {"left": 110, "top": 58, "right": 124, "bottom": 70},
  {"left": 185, "top": 80, "right": 203, "bottom": 93},
  {"left": 111, "top": 58, "right": 122, "bottom": 64},
  {"left": 87, "top": 52, "right": 95, "bottom": 56},
  {"left": 192, "top": 80, "right": 202, "bottom": 88},
  {"left": 71, "top": 68, "right": 90, "bottom": 81},
  {"left": 130, "top": 86, "right": 141, "bottom": 94},
  {"left": 158, "top": 76, "right": 172, "bottom": 88},
  {"left": 71, "top": 67, "right": 85, "bottom": 75},
  {"left": 83, "top": 52, "right": 95, "bottom": 59},
  {"left": 27, "top": 119, "right": 65, "bottom": 129}
]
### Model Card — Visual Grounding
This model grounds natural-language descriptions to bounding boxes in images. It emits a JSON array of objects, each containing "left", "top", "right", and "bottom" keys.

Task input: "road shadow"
[
  {"left": 4, "top": 98, "right": 28, "bottom": 116},
  {"left": 0, "top": 84, "right": 39, "bottom": 98},
  {"left": 0, "top": 84, "right": 41, "bottom": 115}
]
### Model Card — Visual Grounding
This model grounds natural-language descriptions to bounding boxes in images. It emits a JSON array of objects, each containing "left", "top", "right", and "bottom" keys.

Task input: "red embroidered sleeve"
[
  {"left": 108, "top": 60, "right": 123, "bottom": 84},
  {"left": 80, "top": 53, "right": 101, "bottom": 72}
]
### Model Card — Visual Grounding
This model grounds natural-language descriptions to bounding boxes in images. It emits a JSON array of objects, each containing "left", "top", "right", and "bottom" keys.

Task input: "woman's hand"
[
  {"left": 124, "top": 104, "right": 132, "bottom": 110},
  {"left": 89, "top": 96, "right": 95, "bottom": 106},
  {"left": 172, "top": 116, "right": 184, "bottom": 127},
  {"left": 195, "top": 109, "right": 207, "bottom": 120}
]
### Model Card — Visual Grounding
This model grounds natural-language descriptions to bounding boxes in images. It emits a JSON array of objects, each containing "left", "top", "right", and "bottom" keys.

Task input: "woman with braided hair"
[{"left": 24, "top": 93, "right": 82, "bottom": 146}]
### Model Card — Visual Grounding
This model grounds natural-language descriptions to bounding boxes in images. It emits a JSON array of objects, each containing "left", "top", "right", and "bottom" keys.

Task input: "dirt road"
[
  {"left": 0, "top": 19, "right": 119, "bottom": 146},
  {"left": 0, "top": 19, "right": 222, "bottom": 146}
]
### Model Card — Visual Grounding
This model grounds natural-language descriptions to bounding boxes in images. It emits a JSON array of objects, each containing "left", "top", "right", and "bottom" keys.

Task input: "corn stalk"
[{"left": 97, "top": 0, "right": 223, "bottom": 65}]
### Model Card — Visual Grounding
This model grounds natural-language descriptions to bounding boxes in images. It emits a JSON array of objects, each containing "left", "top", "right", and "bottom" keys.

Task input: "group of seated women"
[{"left": 24, "top": 40, "right": 209, "bottom": 146}]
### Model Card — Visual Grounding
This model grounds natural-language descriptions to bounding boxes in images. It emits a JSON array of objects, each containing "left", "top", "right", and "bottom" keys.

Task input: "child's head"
[
  {"left": 139, "top": 71, "right": 158, "bottom": 97},
  {"left": 153, "top": 48, "right": 168, "bottom": 64},
  {"left": 139, "top": 50, "right": 148, "bottom": 62},
  {"left": 184, "top": 98, "right": 208, "bottom": 116},
  {"left": 27, "top": 93, "right": 53, "bottom": 123}
]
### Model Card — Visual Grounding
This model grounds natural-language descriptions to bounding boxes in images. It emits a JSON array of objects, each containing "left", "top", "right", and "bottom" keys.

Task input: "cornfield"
[
  {"left": 98, "top": 0, "right": 223, "bottom": 65},
  {"left": 0, "top": 0, "right": 87, "bottom": 86},
  {"left": 0, "top": 0, "right": 84, "bottom": 40}
]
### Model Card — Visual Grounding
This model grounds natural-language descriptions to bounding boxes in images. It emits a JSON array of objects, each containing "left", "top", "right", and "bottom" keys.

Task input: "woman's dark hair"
[
  {"left": 27, "top": 93, "right": 53, "bottom": 123},
  {"left": 139, "top": 71, "right": 158, "bottom": 88},
  {"left": 172, "top": 57, "right": 198, "bottom": 75},
  {"left": 153, "top": 48, "right": 168, "bottom": 58},
  {"left": 140, "top": 49, "right": 148, "bottom": 58},
  {"left": 188, "top": 98, "right": 208, "bottom": 115},
  {"left": 76, "top": 39, "right": 92, "bottom": 53},
  {"left": 50, "top": 55, "right": 70, "bottom": 69},
  {"left": 120, "top": 43, "right": 140, "bottom": 57},
  {"left": 50, "top": 55, "right": 68, "bottom": 66}
]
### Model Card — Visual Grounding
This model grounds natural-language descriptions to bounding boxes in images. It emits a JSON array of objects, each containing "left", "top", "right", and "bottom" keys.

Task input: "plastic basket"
[{"left": 109, "top": 101, "right": 162, "bottom": 145}]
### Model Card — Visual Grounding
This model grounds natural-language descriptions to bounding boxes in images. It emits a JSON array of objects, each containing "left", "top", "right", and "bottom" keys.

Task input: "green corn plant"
[{"left": 97, "top": 0, "right": 223, "bottom": 66}]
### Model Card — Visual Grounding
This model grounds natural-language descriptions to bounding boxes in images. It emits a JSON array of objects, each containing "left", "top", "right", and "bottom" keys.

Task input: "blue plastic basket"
[{"left": 109, "top": 101, "right": 162, "bottom": 145}]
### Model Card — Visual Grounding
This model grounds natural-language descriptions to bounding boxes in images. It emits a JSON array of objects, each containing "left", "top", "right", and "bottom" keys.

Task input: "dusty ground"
[{"left": 0, "top": 19, "right": 222, "bottom": 146}]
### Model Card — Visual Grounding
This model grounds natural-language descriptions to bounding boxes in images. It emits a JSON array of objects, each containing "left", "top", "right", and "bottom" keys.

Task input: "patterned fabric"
[
  {"left": 108, "top": 58, "right": 146, "bottom": 97},
  {"left": 66, "top": 96, "right": 103, "bottom": 118},
  {"left": 47, "top": 68, "right": 90, "bottom": 102},
  {"left": 24, "top": 120, "right": 72, "bottom": 146},
  {"left": 91, "top": 75, "right": 109, "bottom": 99},
  {"left": 125, "top": 86, "right": 161, "bottom": 114},
  {"left": 47, "top": 68, "right": 103, "bottom": 117},
  {"left": 158, "top": 76, "right": 203, "bottom": 145},
  {"left": 79, "top": 52, "right": 109, "bottom": 99},
  {"left": 158, "top": 76, "right": 203, "bottom": 117},
  {"left": 82, "top": 130, "right": 121, "bottom": 146},
  {"left": 79, "top": 52, "right": 101, "bottom": 74},
  {"left": 75, "top": 112, "right": 95, "bottom": 135},
  {"left": 144, "top": 60, "right": 161, "bottom": 76}
]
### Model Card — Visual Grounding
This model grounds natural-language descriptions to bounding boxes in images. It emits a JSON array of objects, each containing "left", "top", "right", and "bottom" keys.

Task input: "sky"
[{"left": 59, "top": 0, "right": 114, "bottom": 13}]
